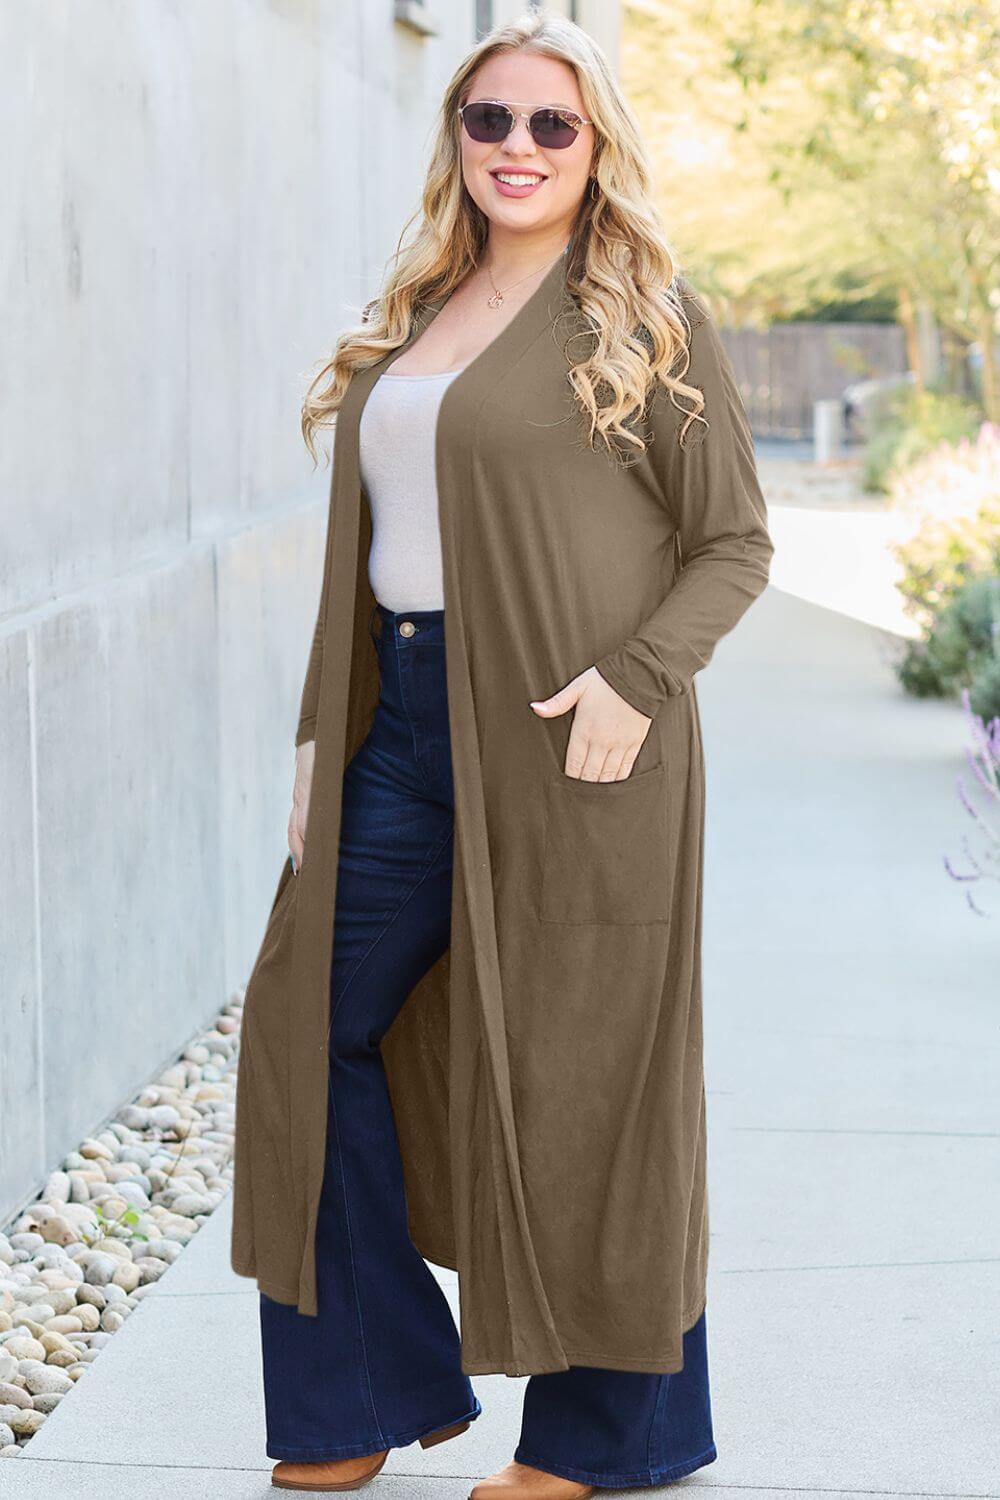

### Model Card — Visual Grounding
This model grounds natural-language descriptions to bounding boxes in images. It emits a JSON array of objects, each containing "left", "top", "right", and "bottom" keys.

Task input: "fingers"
[
  {"left": 288, "top": 813, "right": 306, "bottom": 873},
  {"left": 529, "top": 677, "right": 586, "bottom": 717},
  {"left": 608, "top": 745, "right": 640, "bottom": 781},
  {"left": 289, "top": 748, "right": 313, "bottom": 872},
  {"left": 563, "top": 735, "right": 642, "bottom": 781}
]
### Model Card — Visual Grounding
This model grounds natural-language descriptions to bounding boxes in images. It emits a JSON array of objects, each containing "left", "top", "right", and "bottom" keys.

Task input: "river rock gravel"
[{"left": 0, "top": 993, "right": 244, "bottom": 1458}]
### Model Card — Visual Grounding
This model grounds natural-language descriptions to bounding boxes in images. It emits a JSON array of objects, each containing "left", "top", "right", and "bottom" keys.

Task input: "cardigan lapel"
[{"left": 347, "top": 244, "right": 574, "bottom": 415}]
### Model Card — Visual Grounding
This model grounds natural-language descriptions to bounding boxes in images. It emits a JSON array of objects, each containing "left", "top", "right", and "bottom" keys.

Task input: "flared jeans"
[{"left": 258, "top": 603, "right": 718, "bottom": 1489}]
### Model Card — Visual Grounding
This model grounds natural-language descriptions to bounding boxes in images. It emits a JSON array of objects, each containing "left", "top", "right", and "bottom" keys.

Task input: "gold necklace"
[{"left": 484, "top": 245, "right": 567, "bottom": 310}]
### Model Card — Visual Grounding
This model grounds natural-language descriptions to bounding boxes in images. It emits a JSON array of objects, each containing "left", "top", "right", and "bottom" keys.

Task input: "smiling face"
[{"left": 459, "top": 50, "right": 595, "bottom": 240}]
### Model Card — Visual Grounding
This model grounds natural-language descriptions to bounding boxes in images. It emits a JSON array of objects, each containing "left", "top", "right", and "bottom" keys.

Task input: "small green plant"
[
  {"left": 897, "top": 574, "right": 1000, "bottom": 716},
  {"left": 83, "top": 1200, "right": 150, "bottom": 1245},
  {"left": 80, "top": 1115, "right": 200, "bottom": 1245},
  {"left": 864, "top": 386, "right": 983, "bottom": 493}
]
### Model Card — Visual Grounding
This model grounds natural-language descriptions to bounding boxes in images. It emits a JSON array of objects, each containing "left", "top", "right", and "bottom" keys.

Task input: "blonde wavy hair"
[{"left": 301, "top": 9, "right": 707, "bottom": 468}]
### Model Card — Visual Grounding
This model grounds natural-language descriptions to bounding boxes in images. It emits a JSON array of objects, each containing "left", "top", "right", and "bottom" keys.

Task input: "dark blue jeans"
[{"left": 259, "top": 603, "right": 717, "bottom": 1488}]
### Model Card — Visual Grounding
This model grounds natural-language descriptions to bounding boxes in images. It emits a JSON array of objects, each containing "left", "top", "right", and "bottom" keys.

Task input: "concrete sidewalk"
[{"left": 3, "top": 576, "right": 997, "bottom": 1499}]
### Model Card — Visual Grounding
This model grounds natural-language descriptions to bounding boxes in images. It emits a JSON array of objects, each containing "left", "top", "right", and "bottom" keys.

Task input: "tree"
[{"left": 624, "top": 0, "right": 999, "bottom": 414}]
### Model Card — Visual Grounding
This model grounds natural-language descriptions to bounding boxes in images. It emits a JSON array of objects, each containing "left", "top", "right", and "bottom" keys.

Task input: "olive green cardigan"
[{"left": 230, "top": 246, "right": 774, "bottom": 1376}]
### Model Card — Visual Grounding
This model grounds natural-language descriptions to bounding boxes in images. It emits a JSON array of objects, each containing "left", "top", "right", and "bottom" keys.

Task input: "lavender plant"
[{"left": 945, "top": 687, "right": 1000, "bottom": 915}]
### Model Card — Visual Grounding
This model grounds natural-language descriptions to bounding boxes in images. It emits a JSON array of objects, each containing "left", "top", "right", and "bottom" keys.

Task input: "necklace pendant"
[{"left": 487, "top": 289, "right": 504, "bottom": 310}]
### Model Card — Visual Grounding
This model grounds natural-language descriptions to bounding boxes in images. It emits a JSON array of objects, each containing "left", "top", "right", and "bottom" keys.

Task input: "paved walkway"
[{"left": 3, "top": 480, "right": 997, "bottom": 1498}]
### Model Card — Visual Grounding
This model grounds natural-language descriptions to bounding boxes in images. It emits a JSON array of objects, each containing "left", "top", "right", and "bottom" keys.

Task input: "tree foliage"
[{"left": 623, "top": 0, "right": 999, "bottom": 412}]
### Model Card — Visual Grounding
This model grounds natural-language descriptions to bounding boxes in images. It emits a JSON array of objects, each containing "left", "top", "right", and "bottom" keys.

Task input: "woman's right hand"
[{"left": 288, "top": 740, "right": 315, "bottom": 873}]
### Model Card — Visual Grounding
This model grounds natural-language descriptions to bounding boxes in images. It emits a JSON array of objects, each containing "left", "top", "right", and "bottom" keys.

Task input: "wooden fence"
[{"left": 720, "top": 321, "right": 908, "bottom": 439}]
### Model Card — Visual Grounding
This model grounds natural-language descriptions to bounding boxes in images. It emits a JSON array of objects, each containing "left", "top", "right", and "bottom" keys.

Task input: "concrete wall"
[{"left": 0, "top": 0, "right": 619, "bottom": 1223}]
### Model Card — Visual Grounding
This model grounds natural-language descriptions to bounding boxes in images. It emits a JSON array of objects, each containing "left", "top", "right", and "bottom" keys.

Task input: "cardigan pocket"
[{"left": 538, "top": 761, "right": 673, "bottom": 925}]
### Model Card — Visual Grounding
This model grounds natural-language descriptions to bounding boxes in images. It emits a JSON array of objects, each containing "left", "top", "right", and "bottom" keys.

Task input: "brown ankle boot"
[
  {"left": 272, "top": 1419, "right": 471, "bottom": 1491},
  {"left": 271, "top": 1449, "right": 389, "bottom": 1491},
  {"left": 469, "top": 1459, "right": 595, "bottom": 1500}
]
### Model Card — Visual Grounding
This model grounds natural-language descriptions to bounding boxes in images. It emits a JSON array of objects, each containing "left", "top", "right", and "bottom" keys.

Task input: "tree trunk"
[
  {"left": 915, "top": 297, "right": 941, "bottom": 388},
  {"left": 897, "top": 285, "right": 923, "bottom": 388},
  {"left": 976, "top": 302, "right": 999, "bottom": 423}
]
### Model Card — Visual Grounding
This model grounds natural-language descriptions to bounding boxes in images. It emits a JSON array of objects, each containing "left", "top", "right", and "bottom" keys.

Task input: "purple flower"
[{"left": 947, "top": 688, "right": 1000, "bottom": 915}]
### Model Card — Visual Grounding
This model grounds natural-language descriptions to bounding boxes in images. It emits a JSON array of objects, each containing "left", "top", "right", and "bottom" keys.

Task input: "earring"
[{"left": 589, "top": 176, "right": 600, "bottom": 202}]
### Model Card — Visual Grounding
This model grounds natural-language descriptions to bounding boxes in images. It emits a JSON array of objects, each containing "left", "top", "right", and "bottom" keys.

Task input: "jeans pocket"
[{"left": 538, "top": 761, "right": 675, "bottom": 925}]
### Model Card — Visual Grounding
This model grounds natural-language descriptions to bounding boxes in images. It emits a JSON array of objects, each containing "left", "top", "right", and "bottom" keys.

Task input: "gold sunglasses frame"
[{"left": 457, "top": 97, "right": 594, "bottom": 145}]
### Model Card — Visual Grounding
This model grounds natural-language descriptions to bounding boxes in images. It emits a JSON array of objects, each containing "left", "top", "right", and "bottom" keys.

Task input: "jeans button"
[{"left": 398, "top": 620, "right": 416, "bottom": 637}]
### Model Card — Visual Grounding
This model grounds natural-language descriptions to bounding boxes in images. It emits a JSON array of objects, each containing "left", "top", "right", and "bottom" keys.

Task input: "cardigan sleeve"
[{"left": 592, "top": 285, "right": 774, "bottom": 719}]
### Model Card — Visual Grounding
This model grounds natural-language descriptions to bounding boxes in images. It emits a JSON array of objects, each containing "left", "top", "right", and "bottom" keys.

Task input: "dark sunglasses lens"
[
  {"left": 530, "top": 109, "right": 581, "bottom": 149},
  {"left": 462, "top": 101, "right": 512, "bottom": 143}
]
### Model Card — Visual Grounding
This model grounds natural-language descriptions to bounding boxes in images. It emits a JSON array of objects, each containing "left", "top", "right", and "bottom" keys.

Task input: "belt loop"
[{"left": 368, "top": 601, "right": 381, "bottom": 645}]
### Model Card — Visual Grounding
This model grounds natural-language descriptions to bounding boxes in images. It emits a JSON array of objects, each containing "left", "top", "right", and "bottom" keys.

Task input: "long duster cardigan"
[{"left": 230, "top": 247, "right": 774, "bottom": 1376}]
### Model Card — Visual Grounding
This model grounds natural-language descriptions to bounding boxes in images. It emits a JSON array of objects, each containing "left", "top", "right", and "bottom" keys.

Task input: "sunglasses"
[{"left": 458, "top": 98, "right": 593, "bottom": 151}]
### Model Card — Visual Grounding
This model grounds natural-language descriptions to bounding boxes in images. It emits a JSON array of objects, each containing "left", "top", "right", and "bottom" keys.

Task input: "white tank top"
[{"left": 359, "top": 367, "right": 465, "bottom": 612}]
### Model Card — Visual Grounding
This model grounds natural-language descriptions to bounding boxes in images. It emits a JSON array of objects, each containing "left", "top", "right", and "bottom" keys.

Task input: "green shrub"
[
  {"left": 889, "top": 423, "right": 1000, "bottom": 704},
  {"left": 864, "top": 386, "right": 982, "bottom": 493},
  {"left": 892, "top": 505, "right": 1000, "bottom": 631},
  {"left": 897, "top": 573, "right": 1000, "bottom": 702},
  {"left": 969, "top": 651, "right": 1000, "bottom": 723}
]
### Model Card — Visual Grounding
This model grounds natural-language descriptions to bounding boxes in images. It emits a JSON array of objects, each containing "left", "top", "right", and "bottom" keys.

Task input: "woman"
[{"left": 230, "top": 9, "right": 774, "bottom": 1498}]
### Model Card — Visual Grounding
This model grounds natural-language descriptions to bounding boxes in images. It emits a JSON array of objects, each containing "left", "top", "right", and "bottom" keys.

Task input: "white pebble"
[
  {"left": 78, "top": 1255, "right": 115, "bottom": 1288},
  {"left": 9, "top": 1409, "right": 46, "bottom": 1436},
  {"left": 7, "top": 1236, "right": 43, "bottom": 1256},
  {"left": 110, "top": 1264, "right": 140, "bottom": 1294},
  {"left": 31, "top": 1392, "right": 64, "bottom": 1414},
  {"left": 79, "top": 1139, "right": 114, "bottom": 1162},
  {"left": 132, "top": 1258, "right": 167, "bottom": 1284},
  {"left": 117, "top": 1145, "right": 151, "bottom": 1168},
  {"left": 45, "top": 1350, "right": 77, "bottom": 1368},
  {"left": 149, "top": 1105, "right": 181, "bottom": 1130},
  {"left": 3, "top": 1338, "right": 44, "bottom": 1362},
  {"left": 16, "top": 1304, "right": 55, "bottom": 1326},
  {"left": 43, "top": 1172, "right": 70, "bottom": 1204},
  {"left": 114, "top": 1182, "right": 150, "bottom": 1210},
  {"left": 169, "top": 1194, "right": 212, "bottom": 1217},
  {"left": 90, "top": 1239, "right": 131, "bottom": 1263},
  {"left": 21, "top": 1362, "right": 72, "bottom": 1396},
  {"left": 44, "top": 1315, "right": 83, "bottom": 1336}
]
